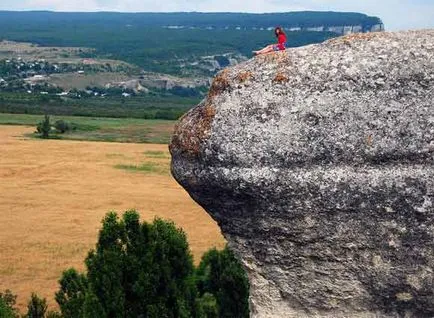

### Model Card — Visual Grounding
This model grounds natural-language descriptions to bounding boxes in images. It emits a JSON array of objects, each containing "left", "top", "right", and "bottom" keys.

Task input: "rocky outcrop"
[
  {"left": 106, "top": 79, "right": 149, "bottom": 93},
  {"left": 325, "top": 23, "right": 385, "bottom": 35},
  {"left": 170, "top": 30, "right": 434, "bottom": 317},
  {"left": 139, "top": 72, "right": 211, "bottom": 90},
  {"left": 304, "top": 23, "right": 384, "bottom": 35}
]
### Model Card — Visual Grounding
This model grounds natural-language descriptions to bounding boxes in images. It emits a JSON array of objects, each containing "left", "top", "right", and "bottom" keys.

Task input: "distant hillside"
[
  {"left": 0, "top": 11, "right": 383, "bottom": 76},
  {"left": 0, "top": 11, "right": 383, "bottom": 30},
  {"left": 0, "top": 11, "right": 384, "bottom": 120}
]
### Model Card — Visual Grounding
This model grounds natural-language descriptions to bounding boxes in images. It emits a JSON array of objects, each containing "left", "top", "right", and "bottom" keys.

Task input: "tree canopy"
[{"left": 55, "top": 210, "right": 249, "bottom": 318}]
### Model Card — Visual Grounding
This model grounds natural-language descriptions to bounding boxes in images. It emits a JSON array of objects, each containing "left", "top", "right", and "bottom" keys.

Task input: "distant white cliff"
[{"left": 163, "top": 23, "right": 385, "bottom": 35}]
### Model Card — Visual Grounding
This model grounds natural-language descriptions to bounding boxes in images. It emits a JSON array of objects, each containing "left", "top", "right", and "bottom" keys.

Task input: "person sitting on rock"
[{"left": 253, "top": 26, "right": 287, "bottom": 55}]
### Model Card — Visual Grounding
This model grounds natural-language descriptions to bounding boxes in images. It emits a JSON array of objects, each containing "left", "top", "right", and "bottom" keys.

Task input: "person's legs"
[
  {"left": 253, "top": 44, "right": 274, "bottom": 55},
  {"left": 253, "top": 44, "right": 277, "bottom": 55}
]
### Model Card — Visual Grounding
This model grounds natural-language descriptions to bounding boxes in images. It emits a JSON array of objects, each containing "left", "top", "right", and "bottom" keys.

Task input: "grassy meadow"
[
  {"left": 0, "top": 91, "right": 197, "bottom": 119},
  {"left": 0, "top": 113, "right": 177, "bottom": 144}
]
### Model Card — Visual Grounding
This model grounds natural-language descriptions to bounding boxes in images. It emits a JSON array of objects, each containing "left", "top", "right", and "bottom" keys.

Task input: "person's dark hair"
[{"left": 274, "top": 26, "right": 285, "bottom": 37}]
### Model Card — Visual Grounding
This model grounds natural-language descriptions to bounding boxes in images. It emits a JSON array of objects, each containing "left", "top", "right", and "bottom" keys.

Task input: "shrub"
[
  {"left": 0, "top": 290, "right": 18, "bottom": 318},
  {"left": 0, "top": 299, "right": 16, "bottom": 318},
  {"left": 154, "top": 109, "right": 184, "bottom": 120},
  {"left": 25, "top": 293, "right": 47, "bottom": 318},
  {"left": 195, "top": 292, "right": 219, "bottom": 318},
  {"left": 36, "top": 115, "right": 51, "bottom": 139},
  {"left": 57, "top": 211, "right": 197, "bottom": 318},
  {"left": 196, "top": 247, "right": 250, "bottom": 318},
  {"left": 55, "top": 210, "right": 250, "bottom": 318},
  {"left": 169, "top": 86, "right": 202, "bottom": 97},
  {"left": 55, "top": 268, "right": 88, "bottom": 318},
  {"left": 54, "top": 120, "right": 70, "bottom": 133}
]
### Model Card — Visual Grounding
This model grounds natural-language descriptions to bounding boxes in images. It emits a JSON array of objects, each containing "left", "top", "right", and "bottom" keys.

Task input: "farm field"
[{"left": 0, "top": 125, "right": 225, "bottom": 310}]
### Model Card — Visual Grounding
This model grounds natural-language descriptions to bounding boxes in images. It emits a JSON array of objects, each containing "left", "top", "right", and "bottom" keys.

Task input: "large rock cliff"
[
  {"left": 170, "top": 30, "right": 434, "bottom": 317},
  {"left": 303, "top": 23, "right": 384, "bottom": 35}
]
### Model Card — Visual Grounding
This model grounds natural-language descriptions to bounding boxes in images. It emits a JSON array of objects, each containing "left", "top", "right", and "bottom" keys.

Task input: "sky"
[{"left": 1, "top": 0, "right": 434, "bottom": 31}]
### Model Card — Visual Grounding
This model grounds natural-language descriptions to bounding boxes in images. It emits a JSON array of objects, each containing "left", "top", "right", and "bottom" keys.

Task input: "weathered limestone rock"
[{"left": 170, "top": 30, "right": 434, "bottom": 317}]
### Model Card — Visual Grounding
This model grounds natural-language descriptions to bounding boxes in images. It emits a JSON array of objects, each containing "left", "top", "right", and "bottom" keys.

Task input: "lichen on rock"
[{"left": 170, "top": 30, "right": 434, "bottom": 317}]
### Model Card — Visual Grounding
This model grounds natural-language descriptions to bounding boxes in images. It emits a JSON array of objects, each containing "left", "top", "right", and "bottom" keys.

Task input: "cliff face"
[
  {"left": 170, "top": 30, "right": 434, "bottom": 317},
  {"left": 303, "top": 23, "right": 384, "bottom": 35}
]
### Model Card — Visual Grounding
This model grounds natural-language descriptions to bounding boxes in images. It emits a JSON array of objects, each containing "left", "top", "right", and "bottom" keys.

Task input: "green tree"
[
  {"left": 36, "top": 115, "right": 51, "bottom": 139},
  {"left": 0, "top": 298, "right": 16, "bottom": 318},
  {"left": 55, "top": 268, "right": 88, "bottom": 318},
  {"left": 0, "top": 299, "right": 16, "bottom": 318},
  {"left": 25, "top": 293, "right": 47, "bottom": 318},
  {"left": 196, "top": 247, "right": 250, "bottom": 318},
  {"left": 57, "top": 210, "right": 197, "bottom": 318},
  {"left": 0, "top": 290, "right": 18, "bottom": 318},
  {"left": 195, "top": 292, "right": 218, "bottom": 318},
  {"left": 55, "top": 210, "right": 250, "bottom": 318},
  {"left": 82, "top": 291, "right": 105, "bottom": 318}
]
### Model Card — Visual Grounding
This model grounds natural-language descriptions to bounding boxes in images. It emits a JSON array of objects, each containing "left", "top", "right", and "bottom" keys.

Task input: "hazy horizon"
[{"left": 0, "top": 0, "right": 433, "bottom": 31}]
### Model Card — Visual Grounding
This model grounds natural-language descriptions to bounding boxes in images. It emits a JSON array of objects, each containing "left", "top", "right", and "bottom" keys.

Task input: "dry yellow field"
[{"left": 0, "top": 125, "right": 225, "bottom": 310}]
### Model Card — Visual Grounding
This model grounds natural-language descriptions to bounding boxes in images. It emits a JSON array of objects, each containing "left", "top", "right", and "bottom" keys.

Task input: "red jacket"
[{"left": 277, "top": 33, "right": 287, "bottom": 51}]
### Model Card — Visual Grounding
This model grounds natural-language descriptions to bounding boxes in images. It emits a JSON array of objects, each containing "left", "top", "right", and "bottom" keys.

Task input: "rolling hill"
[{"left": 0, "top": 11, "right": 383, "bottom": 75}]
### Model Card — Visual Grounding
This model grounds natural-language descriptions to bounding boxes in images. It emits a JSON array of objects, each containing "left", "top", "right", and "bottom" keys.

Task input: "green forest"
[{"left": 0, "top": 92, "right": 196, "bottom": 119}]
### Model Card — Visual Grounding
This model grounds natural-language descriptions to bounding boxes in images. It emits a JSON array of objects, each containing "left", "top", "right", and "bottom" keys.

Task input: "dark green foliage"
[
  {"left": 54, "top": 211, "right": 250, "bottom": 317},
  {"left": 0, "top": 291, "right": 60, "bottom": 318},
  {"left": 56, "top": 210, "right": 197, "bottom": 318},
  {"left": 169, "top": 86, "right": 203, "bottom": 98},
  {"left": 25, "top": 293, "right": 48, "bottom": 318},
  {"left": 1, "top": 214, "right": 250, "bottom": 318},
  {"left": 84, "top": 213, "right": 128, "bottom": 317},
  {"left": 195, "top": 293, "right": 219, "bottom": 318},
  {"left": 196, "top": 247, "right": 250, "bottom": 318},
  {"left": 0, "top": 11, "right": 382, "bottom": 30},
  {"left": 0, "top": 290, "right": 17, "bottom": 312},
  {"left": 36, "top": 115, "right": 51, "bottom": 138},
  {"left": 86, "top": 212, "right": 195, "bottom": 317},
  {"left": 54, "top": 120, "right": 70, "bottom": 133},
  {"left": 154, "top": 109, "right": 185, "bottom": 120},
  {"left": 0, "top": 91, "right": 196, "bottom": 119},
  {"left": 0, "top": 300, "right": 16, "bottom": 318},
  {"left": 46, "top": 311, "right": 62, "bottom": 318},
  {"left": 55, "top": 268, "right": 88, "bottom": 318},
  {"left": 82, "top": 291, "right": 106, "bottom": 318},
  {"left": 0, "top": 290, "right": 18, "bottom": 318}
]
